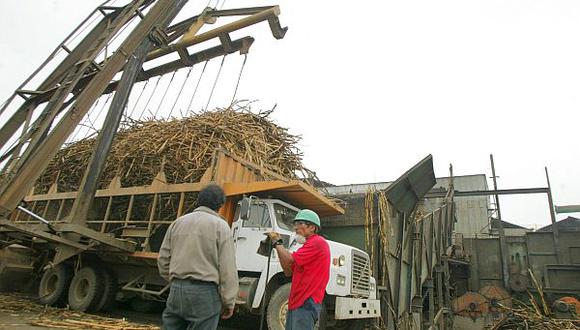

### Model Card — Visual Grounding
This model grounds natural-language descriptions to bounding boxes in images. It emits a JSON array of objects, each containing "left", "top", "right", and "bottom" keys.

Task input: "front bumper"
[{"left": 335, "top": 297, "right": 381, "bottom": 320}]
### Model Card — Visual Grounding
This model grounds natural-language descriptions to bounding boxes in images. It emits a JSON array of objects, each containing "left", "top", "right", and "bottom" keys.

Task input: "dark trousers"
[
  {"left": 285, "top": 297, "right": 321, "bottom": 330},
  {"left": 162, "top": 279, "right": 221, "bottom": 330}
]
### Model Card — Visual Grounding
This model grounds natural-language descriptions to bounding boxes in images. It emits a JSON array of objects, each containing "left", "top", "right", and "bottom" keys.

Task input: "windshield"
[
  {"left": 243, "top": 203, "right": 271, "bottom": 228},
  {"left": 273, "top": 203, "right": 297, "bottom": 231}
]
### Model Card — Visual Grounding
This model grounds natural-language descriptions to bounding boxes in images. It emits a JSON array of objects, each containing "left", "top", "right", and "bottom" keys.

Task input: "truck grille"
[{"left": 351, "top": 250, "right": 371, "bottom": 297}]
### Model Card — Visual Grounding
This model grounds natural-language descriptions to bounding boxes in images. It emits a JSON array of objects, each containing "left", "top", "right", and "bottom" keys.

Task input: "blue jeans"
[
  {"left": 285, "top": 297, "right": 321, "bottom": 330},
  {"left": 162, "top": 279, "right": 222, "bottom": 330}
]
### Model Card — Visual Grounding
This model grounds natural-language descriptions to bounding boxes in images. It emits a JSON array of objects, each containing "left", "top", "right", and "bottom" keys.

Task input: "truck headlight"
[
  {"left": 338, "top": 255, "right": 346, "bottom": 266},
  {"left": 369, "top": 282, "right": 375, "bottom": 292},
  {"left": 336, "top": 275, "right": 346, "bottom": 286}
]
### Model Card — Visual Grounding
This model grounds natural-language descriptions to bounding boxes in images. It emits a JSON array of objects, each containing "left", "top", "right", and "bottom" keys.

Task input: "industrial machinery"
[{"left": 0, "top": 1, "right": 380, "bottom": 328}]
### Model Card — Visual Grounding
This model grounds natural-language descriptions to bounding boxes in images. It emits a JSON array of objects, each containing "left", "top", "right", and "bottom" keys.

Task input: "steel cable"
[
  {"left": 99, "top": 14, "right": 138, "bottom": 60},
  {"left": 153, "top": 70, "right": 177, "bottom": 118},
  {"left": 68, "top": 95, "right": 103, "bottom": 143},
  {"left": 169, "top": 67, "right": 194, "bottom": 118},
  {"left": 138, "top": 75, "right": 163, "bottom": 120},
  {"left": 187, "top": 61, "right": 209, "bottom": 114},
  {"left": 127, "top": 79, "right": 150, "bottom": 120},
  {"left": 230, "top": 54, "right": 247, "bottom": 106},
  {"left": 205, "top": 55, "right": 227, "bottom": 111},
  {"left": 81, "top": 92, "right": 114, "bottom": 140}
]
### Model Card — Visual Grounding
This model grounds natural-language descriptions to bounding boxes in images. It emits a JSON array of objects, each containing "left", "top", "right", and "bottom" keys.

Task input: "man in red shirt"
[{"left": 268, "top": 209, "right": 330, "bottom": 330}]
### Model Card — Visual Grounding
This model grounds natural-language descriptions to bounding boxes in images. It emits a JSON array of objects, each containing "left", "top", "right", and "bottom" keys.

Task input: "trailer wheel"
[
  {"left": 94, "top": 267, "right": 118, "bottom": 312},
  {"left": 67, "top": 266, "right": 104, "bottom": 312},
  {"left": 266, "top": 283, "right": 327, "bottom": 330},
  {"left": 38, "top": 264, "right": 73, "bottom": 306}
]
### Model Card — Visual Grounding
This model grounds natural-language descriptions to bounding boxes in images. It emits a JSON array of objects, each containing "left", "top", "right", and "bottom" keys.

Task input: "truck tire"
[
  {"left": 67, "top": 266, "right": 104, "bottom": 312},
  {"left": 38, "top": 264, "right": 73, "bottom": 306},
  {"left": 94, "top": 267, "right": 118, "bottom": 312},
  {"left": 266, "top": 283, "right": 327, "bottom": 330}
]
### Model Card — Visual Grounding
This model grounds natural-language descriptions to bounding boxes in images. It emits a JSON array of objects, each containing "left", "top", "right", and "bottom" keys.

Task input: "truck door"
[{"left": 235, "top": 202, "right": 272, "bottom": 272}]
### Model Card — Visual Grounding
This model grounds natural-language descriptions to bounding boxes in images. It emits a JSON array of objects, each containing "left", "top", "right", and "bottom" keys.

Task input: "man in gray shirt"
[{"left": 158, "top": 184, "right": 238, "bottom": 330}]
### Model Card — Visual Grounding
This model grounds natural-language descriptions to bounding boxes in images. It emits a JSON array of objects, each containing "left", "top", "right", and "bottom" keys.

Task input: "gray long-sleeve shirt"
[{"left": 157, "top": 206, "right": 239, "bottom": 308}]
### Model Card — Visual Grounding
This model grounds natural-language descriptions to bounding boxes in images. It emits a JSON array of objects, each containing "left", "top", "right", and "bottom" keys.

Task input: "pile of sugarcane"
[
  {"left": 0, "top": 293, "right": 158, "bottom": 330},
  {"left": 492, "top": 269, "right": 580, "bottom": 329},
  {"left": 35, "top": 105, "right": 306, "bottom": 193},
  {"left": 492, "top": 300, "right": 580, "bottom": 329}
]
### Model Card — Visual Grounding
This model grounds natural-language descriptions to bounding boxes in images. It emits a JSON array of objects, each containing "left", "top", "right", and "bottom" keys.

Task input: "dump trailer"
[{"left": 0, "top": 149, "right": 380, "bottom": 328}]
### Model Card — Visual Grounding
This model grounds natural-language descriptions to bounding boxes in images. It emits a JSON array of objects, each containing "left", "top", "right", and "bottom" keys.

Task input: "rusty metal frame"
[
  {"left": 0, "top": 3, "right": 288, "bottom": 221},
  {"left": 0, "top": 0, "right": 182, "bottom": 215},
  {"left": 122, "top": 273, "right": 170, "bottom": 296}
]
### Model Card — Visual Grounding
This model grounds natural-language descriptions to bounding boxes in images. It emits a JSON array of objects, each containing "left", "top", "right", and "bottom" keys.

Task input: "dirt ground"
[
  {"left": 0, "top": 312, "right": 53, "bottom": 330},
  {"left": 0, "top": 293, "right": 259, "bottom": 330}
]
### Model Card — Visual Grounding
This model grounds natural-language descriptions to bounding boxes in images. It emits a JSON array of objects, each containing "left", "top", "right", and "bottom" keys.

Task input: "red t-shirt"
[{"left": 288, "top": 234, "right": 330, "bottom": 310}]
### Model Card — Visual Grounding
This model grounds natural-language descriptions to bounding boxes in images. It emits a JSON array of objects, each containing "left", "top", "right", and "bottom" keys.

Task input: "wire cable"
[
  {"left": 230, "top": 54, "right": 248, "bottom": 106},
  {"left": 68, "top": 95, "right": 103, "bottom": 143},
  {"left": 138, "top": 75, "right": 163, "bottom": 120},
  {"left": 127, "top": 79, "right": 150, "bottom": 119},
  {"left": 67, "top": 0, "right": 119, "bottom": 51},
  {"left": 99, "top": 15, "right": 137, "bottom": 60},
  {"left": 81, "top": 92, "right": 114, "bottom": 140},
  {"left": 67, "top": 10, "right": 101, "bottom": 48},
  {"left": 153, "top": 70, "right": 177, "bottom": 118},
  {"left": 205, "top": 55, "right": 227, "bottom": 111},
  {"left": 169, "top": 66, "right": 194, "bottom": 118},
  {"left": 187, "top": 61, "right": 209, "bottom": 114}
]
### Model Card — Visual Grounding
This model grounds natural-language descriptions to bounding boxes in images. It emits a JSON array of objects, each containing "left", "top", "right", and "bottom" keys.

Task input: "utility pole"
[
  {"left": 545, "top": 167, "right": 561, "bottom": 263},
  {"left": 490, "top": 154, "right": 510, "bottom": 290}
]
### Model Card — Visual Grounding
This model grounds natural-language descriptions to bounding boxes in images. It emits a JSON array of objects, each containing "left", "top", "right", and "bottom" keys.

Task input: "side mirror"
[{"left": 239, "top": 197, "right": 252, "bottom": 221}]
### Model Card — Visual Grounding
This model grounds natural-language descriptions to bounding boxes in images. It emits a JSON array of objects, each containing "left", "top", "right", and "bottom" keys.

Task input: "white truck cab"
[{"left": 232, "top": 197, "right": 380, "bottom": 329}]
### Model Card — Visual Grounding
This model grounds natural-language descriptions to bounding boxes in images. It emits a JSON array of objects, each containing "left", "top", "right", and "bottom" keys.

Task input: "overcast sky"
[{"left": 0, "top": 0, "right": 579, "bottom": 228}]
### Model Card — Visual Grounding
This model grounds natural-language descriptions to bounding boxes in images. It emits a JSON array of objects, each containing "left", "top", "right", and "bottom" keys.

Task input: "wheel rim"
[
  {"left": 279, "top": 301, "right": 288, "bottom": 328},
  {"left": 74, "top": 278, "right": 90, "bottom": 301},
  {"left": 278, "top": 301, "right": 320, "bottom": 329},
  {"left": 44, "top": 273, "right": 58, "bottom": 296}
]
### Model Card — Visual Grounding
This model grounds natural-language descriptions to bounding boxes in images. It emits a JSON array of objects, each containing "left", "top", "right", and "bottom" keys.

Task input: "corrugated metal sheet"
[
  {"left": 324, "top": 182, "right": 392, "bottom": 195},
  {"left": 432, "top": 174, "right": 488, "bottom": 191},
  {"left": 324, "top": 174, "right": 491, "bottom": 238},
  {"left": 385, "top": 155, "right": 436, "bottom": 214},
  {"left": 421, "top": 175, "right": 490, "bottom": 238}
]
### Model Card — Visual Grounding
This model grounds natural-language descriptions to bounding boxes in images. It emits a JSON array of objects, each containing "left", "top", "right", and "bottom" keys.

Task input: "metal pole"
[
  {"left": 545, "top": 167, "right": 561, "bottom": 263},
  {"left": 555, "top": 204, "right": 580, "bottom": 214},
  {"left": 394, "top": 212, "right": 406, "bottom": 319},
  {"left": 259, "top": 244, "right": 273, "bottom": 330},
  {"left": 69, "top": 37, "right": 154, "bottom": 224},
  {"left": 490, "top": 154, "right": 510, "bottom": 290}
]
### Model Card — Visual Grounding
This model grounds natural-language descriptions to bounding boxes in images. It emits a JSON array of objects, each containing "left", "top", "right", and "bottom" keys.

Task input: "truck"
[{"left": 1, "top": 149, "right": 380, "bottom": 329}]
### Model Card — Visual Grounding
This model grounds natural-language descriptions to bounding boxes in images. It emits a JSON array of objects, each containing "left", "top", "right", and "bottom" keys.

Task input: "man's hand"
[
  {"left": 221, "top": 306, "right": 234, "bottom": 319},
  {"left": 266, "top": 232, "right": 282, "bottom": 246}
]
